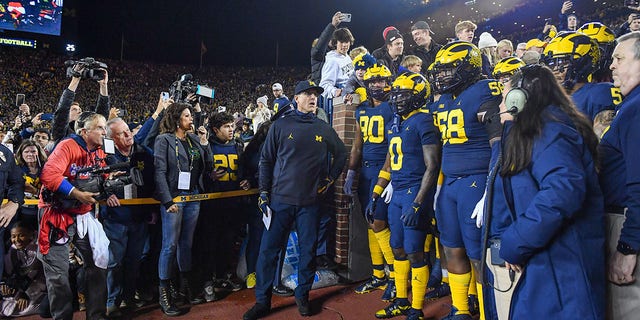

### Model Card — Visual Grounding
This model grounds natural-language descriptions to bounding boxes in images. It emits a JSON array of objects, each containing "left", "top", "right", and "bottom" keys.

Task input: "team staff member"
[
  {"left": 428, "top": 41, "right": 503, "bottom": 319},
  {"left": 373, "top": 73, "right": 440, "bottom": 320},
  {"left": 600, "top": 31, "right": 640, "bottom": 320},
  {"left": 153, "top": 103, "right": 212, "bottom": 316},
  {"left": 38, "top": 112, "right": 114, "bottom": 320},
  {"left": 244, "top": 80, "right": 347, "bottom": 320},
  {"left": 487, "top": 65, "right": 604, "bottom": 319},
  {"left": 344, "top": 64, "right": 397, "bottom": 301}
]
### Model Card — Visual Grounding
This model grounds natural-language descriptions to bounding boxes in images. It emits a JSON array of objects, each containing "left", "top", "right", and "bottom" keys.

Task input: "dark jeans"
[
  {"left": 104, "top": 218, "right": 147, "bottom": 307},
  {"left": 255, "top": 202, "right": 319, "bottom": 305}
]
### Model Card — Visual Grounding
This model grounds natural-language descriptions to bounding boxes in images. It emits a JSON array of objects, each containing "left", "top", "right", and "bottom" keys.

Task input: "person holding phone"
[
  {"left": 310, "top": 12, "right": 346, "bottom": 85},
  {"left": 558, "top": 1, "right": 579, "bottom": 31},
  {"left": 153, "top": 103, "right": 212, "bottom": 316}
]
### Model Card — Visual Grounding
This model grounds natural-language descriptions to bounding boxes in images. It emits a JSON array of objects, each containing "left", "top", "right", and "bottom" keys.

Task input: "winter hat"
[
  {"left": 478, "top": 32, "right": 498, "bottom": 49},
  {"left": 256, "top": 95, "right": 268, "bottom": 107},
  {"left": 383, "top": 26, "right": 403, "bottom": 44},
  {"left": 353, "top": 53, "right": 377, "bottom": 71}
]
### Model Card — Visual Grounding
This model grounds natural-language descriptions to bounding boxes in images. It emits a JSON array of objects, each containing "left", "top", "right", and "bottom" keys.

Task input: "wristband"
[
  {"left": 617, "top": 241, "right": 639, "bottom": 256},
  {"left": 373, "top": 185, "right": 384, "bottom": 196},
  {"left": 378, "top": 170, "right": 391, "bottom": 181}
]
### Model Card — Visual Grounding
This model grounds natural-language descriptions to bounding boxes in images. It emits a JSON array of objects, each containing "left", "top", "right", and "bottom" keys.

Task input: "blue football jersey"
[
  {"left": 388, "top": 110, "right": 439, "bottom": 190},
  {"left": 210, "top": 142, "right": 240, "bottom": 191},
  {"left": 436, "top": 79, "right": 502, "bottom": 176},
  {"left": 355, "top": 101, "right": 395, "bottom": 162},
  {"left": 572, "top": 82, "right": 622, "bottom": 122}
]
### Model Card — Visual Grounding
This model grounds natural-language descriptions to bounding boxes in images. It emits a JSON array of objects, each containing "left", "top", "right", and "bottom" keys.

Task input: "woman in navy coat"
[{"left": 485, "top": 64, "right": 605, "bottom": 319}]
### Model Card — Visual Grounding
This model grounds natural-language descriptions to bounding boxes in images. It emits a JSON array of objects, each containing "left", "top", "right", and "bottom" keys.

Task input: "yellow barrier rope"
[{"left": 6, "top": 189, "right": 259, "bottom": 206}]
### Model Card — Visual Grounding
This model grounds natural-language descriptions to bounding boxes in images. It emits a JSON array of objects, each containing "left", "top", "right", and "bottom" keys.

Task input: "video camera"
[
  {"left": 65, "top": 57, "right": 108, "bottom": 81},
  {"left": 42, "top": 161, "right": 143, "bottom": 209},
  {"left": 169, "top": 74, "right": 215, "bottom": 103}
]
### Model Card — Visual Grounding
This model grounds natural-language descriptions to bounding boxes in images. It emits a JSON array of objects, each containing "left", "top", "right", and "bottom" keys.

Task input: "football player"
[
  {"left": 428, "top": 41, "right": 503, "bottom": 320},
  {"left": 372, "top": 72, "right": 440, "bottom": 320},
  {"left": 492, "top": 57, "right": 525, "bottom": 85},
  {"left": 577, "top": 22, "right": 616, "bottom": 82},
  {"left": 542, "top": 31, "right": 622, "bottom": 137},
  {"left": 344, "top": 64, "right": 397, "bottom": 302}
]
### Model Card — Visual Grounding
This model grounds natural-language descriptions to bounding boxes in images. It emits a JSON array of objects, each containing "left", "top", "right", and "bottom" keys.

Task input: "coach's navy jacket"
[{"left": 259, "top": 110, "right": 346, "bottom": 206}]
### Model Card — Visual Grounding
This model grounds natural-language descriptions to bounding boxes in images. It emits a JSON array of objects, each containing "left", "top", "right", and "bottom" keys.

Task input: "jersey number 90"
[{"left": 360, "top": 115, "right": 385, "bottom": 143}]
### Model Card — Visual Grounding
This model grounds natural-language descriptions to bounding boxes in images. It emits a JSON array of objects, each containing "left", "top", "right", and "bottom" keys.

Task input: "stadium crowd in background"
[{"left": 0, "top": 1, "right": 639, "bottom": 319}]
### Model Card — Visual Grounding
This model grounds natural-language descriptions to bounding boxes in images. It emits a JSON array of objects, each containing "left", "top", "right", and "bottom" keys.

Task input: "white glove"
[
  {"left": 471, "top": 190, "right": 487, "bottom": 228},
  {"left": 381, "top": 183, "right": 393, "bottom": 204}
]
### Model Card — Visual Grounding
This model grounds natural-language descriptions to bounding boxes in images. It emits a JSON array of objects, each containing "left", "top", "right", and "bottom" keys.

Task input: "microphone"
[{"left": 484, "top": 107, "right": 519, "bottom": 123}]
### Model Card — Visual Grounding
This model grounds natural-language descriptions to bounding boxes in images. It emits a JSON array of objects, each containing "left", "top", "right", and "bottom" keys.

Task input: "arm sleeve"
[
  {"left": 94, "top": 94, "right": 110, "bottom": 118},
  {"left": 619, "top": 116, "right": 640, "bottom": 249},
  {"left": 311, "top": 24, "right": 335, "bottom": 61},
  {"left": 143, "top": 111, "right": 163, "bottom": 151},
  {"left": 40, "top": 141, "right": 75, "bottom": 195},
  {"left": 258, "top": 125, "right": 278, "bottom": 192},
  {"left": 153, "top": 136, "right": 174, "bottom": 205},
  {"left": 134, "top": 116, "right": 155, "bottom": 146},
  {"left": 500, "top": 133, "right": 588, "bottom": 265},
  {"left": 4, "top": 148, "right": 25, "bottom": 205},
  {"left": 51, "top": 89, "right": 75, "bottom": 142}
]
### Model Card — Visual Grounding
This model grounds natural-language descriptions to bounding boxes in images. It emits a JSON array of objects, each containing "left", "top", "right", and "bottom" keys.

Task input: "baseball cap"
[
  {"left": 411, "top": 21, "right": 435, "bottom": 34},
  {"left": 272, "top": 83, "right": 283, "bottom": 90},
  {"left": 294, "top": 80, "right": 324, "bottom": 95},
  {"left": 385, "top": 28, "right": 403, "bottom": 44},
  {"left": 525, "top": 38, "right": 546, "bottom": 50}
]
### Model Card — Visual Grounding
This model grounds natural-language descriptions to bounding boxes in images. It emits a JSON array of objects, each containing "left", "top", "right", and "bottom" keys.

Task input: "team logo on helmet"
[
  {"left": 577, "top": 22, "right": 615, "bottom": 80},
  {"left": 493, "top": 57, "right": 525, "bottom": 83},
  {"left": 364, "top": 64, "right": 392, "bottom": 101},
  {"left": 428, "top": 41, "right": 482, "bottom": 94},
  {"left": 542, "top": 31, "right": 600, "bottom": 89},
  {"left": 390, "top": 72, "right": 431, "bottom": 116}
]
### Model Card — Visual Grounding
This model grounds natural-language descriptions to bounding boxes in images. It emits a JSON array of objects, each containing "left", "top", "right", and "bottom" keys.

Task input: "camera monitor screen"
[{"left": 0, "top": 0, "right": 63, "bottom": 36}]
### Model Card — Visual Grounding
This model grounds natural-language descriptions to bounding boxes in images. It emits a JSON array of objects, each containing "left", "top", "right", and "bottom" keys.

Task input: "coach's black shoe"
[
  {"left": 243, "top": 303, "right": 270, "bottom": 320},
  {"left": 296, "top": 298, "right": 311, "bottom": 317}
]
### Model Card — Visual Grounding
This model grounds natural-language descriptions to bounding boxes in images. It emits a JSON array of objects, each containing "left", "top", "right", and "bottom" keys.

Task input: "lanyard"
[{"left": 175, "top": 136, "right": 194, "bottom": 171}]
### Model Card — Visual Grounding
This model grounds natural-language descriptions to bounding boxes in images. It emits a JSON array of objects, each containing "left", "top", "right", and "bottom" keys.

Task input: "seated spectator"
[{"left": 0, "top": 222, "right": 47, "bottom": 317}]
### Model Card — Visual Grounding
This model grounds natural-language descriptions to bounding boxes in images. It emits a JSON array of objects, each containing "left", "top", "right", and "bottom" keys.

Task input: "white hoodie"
[{"left": 319, "top": 50, "right": 353, "bottom": 98}]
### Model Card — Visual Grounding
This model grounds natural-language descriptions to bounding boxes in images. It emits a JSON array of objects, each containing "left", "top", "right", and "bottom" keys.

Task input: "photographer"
[
  {"left": 51, "top": 59, "right": 110, "bottom": 145},
  {"left": 38, "top": 112, "right": 116, "bottom": 320}
]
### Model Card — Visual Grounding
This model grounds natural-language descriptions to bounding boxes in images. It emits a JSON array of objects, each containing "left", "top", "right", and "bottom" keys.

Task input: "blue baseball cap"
[{"left": 294, "top": 80, "right": 324, "bottom": 95}]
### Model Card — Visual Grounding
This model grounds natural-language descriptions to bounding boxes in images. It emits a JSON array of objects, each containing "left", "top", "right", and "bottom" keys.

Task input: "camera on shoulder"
[{"left": 65, "top": 57, "right": 108, "bottom": 81}]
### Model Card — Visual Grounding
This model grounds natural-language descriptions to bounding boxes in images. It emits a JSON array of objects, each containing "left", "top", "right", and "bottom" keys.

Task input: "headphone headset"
[{"left": 503, "top": 64, "right": 541, "bottom": 115}]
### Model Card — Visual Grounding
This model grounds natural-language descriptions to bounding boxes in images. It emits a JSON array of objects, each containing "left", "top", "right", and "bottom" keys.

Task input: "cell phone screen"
[{"left": 16, "top": 94, "right": 25, "bottom": 107}]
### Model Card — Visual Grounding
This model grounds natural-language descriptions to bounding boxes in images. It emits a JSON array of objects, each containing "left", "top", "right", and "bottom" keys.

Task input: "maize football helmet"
[
  {"left": 577, "top": 22, "right": 615, "bottom": 81},
  {"left": 364, "top": 64, "right": 392, "bottom": 101},
  {"left": 493, "top": 57, "right": 525, "bottom": 83},
  {"left": 542, "top": 31, "right": 600, "bottom": 89},
  {"left": 428, "top": 41, "right": 482, "bottom": 94},
  {"left": 390, "top": 72, "right": 431, "bottom": 116}
]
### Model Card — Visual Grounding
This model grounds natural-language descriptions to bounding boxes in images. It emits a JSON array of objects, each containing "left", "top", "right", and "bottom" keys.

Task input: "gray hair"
[
  {"left": 106, "top": 117, "right": 125, "bottom": 138},
  {"left": 75, "top": 112, "right": 105, "bottom": 134},
  {"left": 618, "top": 31, "right": 640, "bottom": 60}
]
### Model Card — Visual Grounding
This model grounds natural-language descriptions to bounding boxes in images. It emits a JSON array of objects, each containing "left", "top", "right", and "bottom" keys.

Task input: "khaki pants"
[
  {"left": 486, "top": 249, "right": 524, "bottom": 320},
  {"left": 606, "top": 213, "right": 640, "bottom": 320}
]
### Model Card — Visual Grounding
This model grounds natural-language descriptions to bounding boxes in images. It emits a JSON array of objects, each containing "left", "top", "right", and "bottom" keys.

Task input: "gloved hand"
[
  {"left": 401, "top": 202, "right": 422, "bottom": 227},
  {"left": 317, "top": 177, "right": 335, "bottom": 195},
  {"left": 381, "top": 183, "right": 393, "bottom": 204},
  {"left": 365, "top": 197, "right": 378, "bottom": 224},
  {"left": 258, "top": 192, "right": 270, "bottom": 217},
  {"left": 343, "top": 170, "right": 356, "bottom": 195},
  {"left": 471, "top": 189, "right": 487, "bottom": 228}
]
